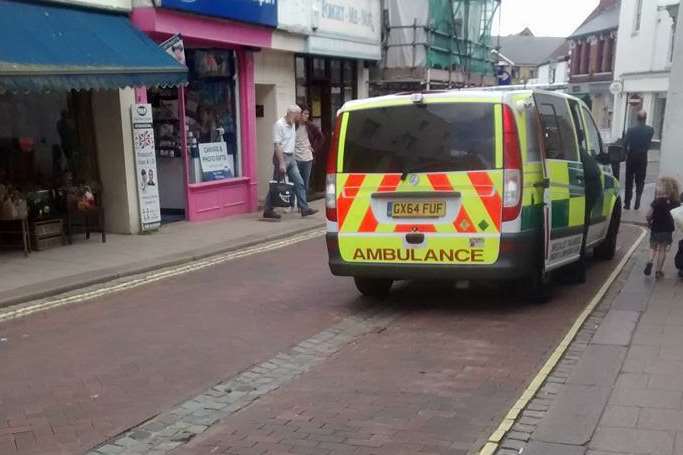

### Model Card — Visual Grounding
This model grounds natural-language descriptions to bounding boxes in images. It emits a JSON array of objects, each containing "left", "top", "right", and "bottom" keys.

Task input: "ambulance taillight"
[
  {"left": 502, "top": 104, "right": 523, "bottom": 222},
  {"left": 326, "top": 114, "right": 343, "bottom": 222}
]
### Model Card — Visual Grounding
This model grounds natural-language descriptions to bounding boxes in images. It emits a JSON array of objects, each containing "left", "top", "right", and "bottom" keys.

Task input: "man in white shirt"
[{"left": 264, "top": 105, "right": 318, "bottom": 219}]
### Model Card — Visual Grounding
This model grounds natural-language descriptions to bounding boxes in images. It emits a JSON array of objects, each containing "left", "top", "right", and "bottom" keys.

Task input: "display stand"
[{"left": 30, "top": 218, "right": 66, "bottom": 251}]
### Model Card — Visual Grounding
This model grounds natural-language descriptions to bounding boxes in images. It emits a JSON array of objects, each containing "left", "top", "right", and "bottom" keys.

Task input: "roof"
[
  {"left": 0, "top": 0, "right": 187, "bottom": 92},
  {"left": 493, "top": 35, "right": 567, "bottom": 66},
  {"left": 540, "top": 41, "right": 570, "bottom": 65},
  {"left": 569, "top": 4, "right": 620, "bottom": 38}
]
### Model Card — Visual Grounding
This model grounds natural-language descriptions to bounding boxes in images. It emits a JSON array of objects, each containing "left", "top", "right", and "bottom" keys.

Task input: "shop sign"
[
  {"left": 131, "top": 104, "right": 161, "bottom": 231},
  {"left": 43, "top": 0, "right": 131, "bottom": 12},
  {"left": 158, "top": 0, "right": 278, "bottom": 28},
  {"left": 313, "top": 0, "right": 380, "bottom": 44},
  {"left": 198, "top": 142, "right": 234, "bottom": 181}
]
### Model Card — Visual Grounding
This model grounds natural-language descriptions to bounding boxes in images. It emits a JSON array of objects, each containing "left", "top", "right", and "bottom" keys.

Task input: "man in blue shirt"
[{"left": 623, "top": 111, "right": 655, "bottom": 210}]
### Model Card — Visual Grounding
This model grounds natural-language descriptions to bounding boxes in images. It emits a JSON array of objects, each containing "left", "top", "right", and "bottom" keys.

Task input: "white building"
[
  {"left": 660, "top": 1, "right": 683, "bottom": 183},
  {"left": 535, "top": 42, "right": 570, "bottom": 85},
  {"left": 611, "top": 0, "right": 680, "bottom": 144}
]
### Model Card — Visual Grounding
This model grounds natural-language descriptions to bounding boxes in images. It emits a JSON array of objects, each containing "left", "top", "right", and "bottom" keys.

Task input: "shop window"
[
  {"left": 634, "top": 0, "right": 643, "bottom": 33},
  {"left": 185, "top": 49, "right": 241, "bottom": 182},
  {"left": 330, "top": 60, "right": 342, "bottom": 85},
  {"left": 343, "top": 61, "right": 354, "bottom": 85},
  {"left": 0, "top": 90, "right": 100, "bottom": 222},
  {"left": 312, "top": 58, "right": 326, "bottom": 80}
]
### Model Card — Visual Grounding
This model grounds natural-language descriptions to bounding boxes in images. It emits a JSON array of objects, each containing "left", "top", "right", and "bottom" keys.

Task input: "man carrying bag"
[{"left": 263, "top": 105, "right": 318, "bottom": 220}]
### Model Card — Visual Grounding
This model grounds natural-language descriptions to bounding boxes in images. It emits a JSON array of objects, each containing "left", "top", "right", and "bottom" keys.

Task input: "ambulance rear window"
[{"left": 342, "top": 103, "right": 495, "bottom": 174}]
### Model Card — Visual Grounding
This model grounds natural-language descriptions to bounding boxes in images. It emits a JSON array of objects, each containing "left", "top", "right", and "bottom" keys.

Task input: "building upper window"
[{"left": 634, "top": 0, "right": 643, "bottom": 33}]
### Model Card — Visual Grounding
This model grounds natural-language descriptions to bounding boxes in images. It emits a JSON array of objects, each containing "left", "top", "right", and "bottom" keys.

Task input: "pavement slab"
[{"left": 534, "top": 384, "right": 611, "bottom": 445}]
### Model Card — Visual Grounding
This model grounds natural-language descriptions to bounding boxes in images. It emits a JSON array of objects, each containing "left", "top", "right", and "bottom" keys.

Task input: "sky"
[{"left": 492, "top": 0, "right": 600, "bottom": 37}]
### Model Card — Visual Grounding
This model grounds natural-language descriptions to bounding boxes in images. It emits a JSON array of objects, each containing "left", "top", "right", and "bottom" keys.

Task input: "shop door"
[{"left": 309, "top": 80, "right": 331, "bottom": 195}]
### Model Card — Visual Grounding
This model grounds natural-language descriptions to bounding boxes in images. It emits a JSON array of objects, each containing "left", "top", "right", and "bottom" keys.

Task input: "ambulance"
[{"left": 325, "top": 89, "right": 621, "bottom": 299}]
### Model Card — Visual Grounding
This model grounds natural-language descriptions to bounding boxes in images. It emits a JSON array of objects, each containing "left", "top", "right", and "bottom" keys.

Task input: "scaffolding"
[{"left": 374, "top": 0, "right": 500, "bottom": 94}]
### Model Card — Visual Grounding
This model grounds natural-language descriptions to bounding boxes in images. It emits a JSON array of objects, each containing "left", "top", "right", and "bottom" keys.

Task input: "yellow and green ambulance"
[{"left": 325, "top": 89, "right": 621, "bottom": 299}]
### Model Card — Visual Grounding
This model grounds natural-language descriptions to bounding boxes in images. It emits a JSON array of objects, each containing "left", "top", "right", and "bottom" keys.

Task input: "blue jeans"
[
  {"left": 296, "top": 159, "right": 313, "bottom": 196},
  {"left": 264, "top": 154, "right": 309, "bottom": 211}
]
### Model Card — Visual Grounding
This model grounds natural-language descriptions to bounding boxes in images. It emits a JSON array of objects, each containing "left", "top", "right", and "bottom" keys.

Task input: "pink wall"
[
  {"left": 131, "top": 7, "right": 272, "bottom": 49},
  {"left": 131, "top": 8, "right": 270, "bottom": 221}
]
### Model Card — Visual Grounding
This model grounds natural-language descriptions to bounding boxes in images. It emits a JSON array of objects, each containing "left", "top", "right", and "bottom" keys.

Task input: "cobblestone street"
[{"left": 0, "top": 225, "right": 642, "bottom": 455}]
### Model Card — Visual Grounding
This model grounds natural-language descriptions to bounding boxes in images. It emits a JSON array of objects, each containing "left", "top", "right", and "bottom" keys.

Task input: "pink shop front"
[{"left": 131, "top": 6, "right": 272, "bottom": 222}]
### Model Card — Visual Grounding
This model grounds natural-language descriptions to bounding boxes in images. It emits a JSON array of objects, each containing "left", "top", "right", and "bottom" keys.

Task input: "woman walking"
[{"left": 293, "top": 105, "right": 325, "bottom": 209}]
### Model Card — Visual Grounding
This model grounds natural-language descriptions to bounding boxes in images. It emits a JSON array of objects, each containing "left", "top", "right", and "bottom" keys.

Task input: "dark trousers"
[{"left": 624, "top": 159, "right": 647, "bottom": 207}]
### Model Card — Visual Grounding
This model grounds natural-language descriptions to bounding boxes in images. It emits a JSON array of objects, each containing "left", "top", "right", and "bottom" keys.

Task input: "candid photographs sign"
[
  {"left": 159, "top": 0, "right": 277, "bottom": 27},
  {"left": 198, "top": 142, "right": 234, "bottom": 181},
  {"left": 131, "top": 104, "right": 161, "bottom": 231}
]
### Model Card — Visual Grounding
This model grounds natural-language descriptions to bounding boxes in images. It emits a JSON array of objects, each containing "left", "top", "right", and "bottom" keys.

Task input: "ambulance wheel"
[
  {"left": 354, "top": 277, "right": 393, "bottom": 299},
  {"left": 594, "top": 200, "right": 621, "bottom": 261}
]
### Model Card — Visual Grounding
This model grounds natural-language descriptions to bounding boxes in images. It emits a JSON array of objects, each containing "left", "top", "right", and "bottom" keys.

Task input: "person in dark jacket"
[
  {"left": 623, "top": 111, "right": 655, "bottom": 210},
  {"left": 294, "top": 105, "right": 325, "bottom": 198},
  {"left": 644, "top": 177, "right": 681, "bottom": 279}
]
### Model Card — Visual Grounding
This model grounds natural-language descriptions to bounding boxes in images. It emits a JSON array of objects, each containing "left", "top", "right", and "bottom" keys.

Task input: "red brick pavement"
[
  {"left": 0, "top": 238, "right": 359, "bottom": 455},
  {"left": 178, "top": 226, "right": 641, "bottom": 455}
]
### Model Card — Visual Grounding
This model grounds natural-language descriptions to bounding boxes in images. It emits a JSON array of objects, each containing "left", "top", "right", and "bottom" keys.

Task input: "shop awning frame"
[{"left": 0, "top": 0, "right": 187, "bottom": 92}]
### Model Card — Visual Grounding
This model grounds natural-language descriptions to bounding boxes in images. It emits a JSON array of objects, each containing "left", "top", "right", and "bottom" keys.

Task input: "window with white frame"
[{"left": 634, "top": 0, "right": 643, "bottom": 33}]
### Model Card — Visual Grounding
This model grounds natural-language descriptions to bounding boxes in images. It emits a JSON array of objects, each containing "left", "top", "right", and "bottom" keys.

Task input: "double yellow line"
[
  {"left": 479, "top": 226, "right": 647, "bottom": 454},
  {"left": 0, "top": 229, "right": 325, "bottom": 324}
]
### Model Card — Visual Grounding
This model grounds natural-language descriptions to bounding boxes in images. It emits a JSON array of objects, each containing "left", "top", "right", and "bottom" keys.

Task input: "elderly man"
[
  {"left": 263, "top": 105, "right": 318, "bottom": 220},
  {"left": 623, "top": 111, "right": 655, "bottom": 210}
]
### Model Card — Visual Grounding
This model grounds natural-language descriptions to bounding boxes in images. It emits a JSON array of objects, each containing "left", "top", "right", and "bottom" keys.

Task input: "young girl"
[{"left": 644, "top": 177, "right": 681, "bottom": 278}]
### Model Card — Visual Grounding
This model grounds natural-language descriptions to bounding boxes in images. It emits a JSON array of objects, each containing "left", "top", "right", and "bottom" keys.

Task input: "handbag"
[
  {"left": 675, "top": 240, "right": 683, "bottom": 270},
  {"left": 268, "top": 179, "right": 294, "bottom": 208}
]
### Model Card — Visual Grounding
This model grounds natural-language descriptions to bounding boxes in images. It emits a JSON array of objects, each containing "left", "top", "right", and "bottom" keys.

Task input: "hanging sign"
[
  {"left": 131, "top": 104, "right": 161, "bottom": 231},
  {"left": 160, "top": 33, "right": 186, "bottom": 66},
  {"left": 198, "top": 142, "right": 234, "bottom": 181}
]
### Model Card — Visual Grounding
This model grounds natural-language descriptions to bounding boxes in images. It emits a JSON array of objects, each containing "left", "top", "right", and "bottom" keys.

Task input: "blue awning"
[{"left": 0, "top": 0, "right": 187, "bottom": 92}]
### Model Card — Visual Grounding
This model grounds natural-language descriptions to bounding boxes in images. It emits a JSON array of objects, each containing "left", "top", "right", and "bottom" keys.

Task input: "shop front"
[
  {"left": 132, "top": 1, "right": 275, "bottom": 222},
  {"left": 0, "top": 0, "right": 186, "bottom": 253}
]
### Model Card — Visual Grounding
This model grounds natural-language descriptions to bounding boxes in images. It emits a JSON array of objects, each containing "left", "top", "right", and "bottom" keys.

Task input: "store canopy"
[{"left": 0, "top": 0, "right": 187, "bottom": 92}]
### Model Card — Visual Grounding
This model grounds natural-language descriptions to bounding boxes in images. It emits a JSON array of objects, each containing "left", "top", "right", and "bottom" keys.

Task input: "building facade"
[
  {"left": 660, "top": 0, "right": 683, "bottom": 183},
  {"left": 611, "top": 0, "right": 679, "bottom": 145},
  {"left": 567, "top": 0, "right": 620, "bottom": 139},
  {"left": 494, "top": 29, "right": 566, "bottom": 85},
  {"left": 534, "top": 43, "right": 570, "bottom": 86},
  {"left": 254, "top": 0, "right": 381, "bottom": 202},
  {"left": 131, "top": 0, "right": 277, "bottom": 223},
  {"left": 0, "top": 0, "right": 186, "bottom": 242},
  {"left": 375, "top": 0, "right": 499, "bottom": 93}
]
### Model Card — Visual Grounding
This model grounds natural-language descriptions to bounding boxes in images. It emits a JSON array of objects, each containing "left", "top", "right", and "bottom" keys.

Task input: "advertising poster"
[
  {"left": 131, "top": 104, "right": 161, "bottom": 231},
  {"left": 160, "top": 33, "right": 186, "bottom": 66},
  {"left": 198, "top": 142, "right": 233, "bottom": 181}
]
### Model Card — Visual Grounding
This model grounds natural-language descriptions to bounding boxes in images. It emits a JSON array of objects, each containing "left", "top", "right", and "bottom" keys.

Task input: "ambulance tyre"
[
  {"left": 594, "top": 200, "right": 621, "bottom": 261},
  {"left": 354, "top": 277, "right": 393, "bottom": 299}
]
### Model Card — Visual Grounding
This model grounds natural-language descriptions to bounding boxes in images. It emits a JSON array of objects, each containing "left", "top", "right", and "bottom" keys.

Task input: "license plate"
[{"left": 388, "top": 200, "right": 446, "bottom": 218}]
